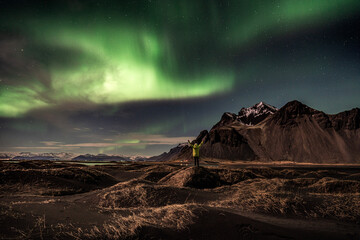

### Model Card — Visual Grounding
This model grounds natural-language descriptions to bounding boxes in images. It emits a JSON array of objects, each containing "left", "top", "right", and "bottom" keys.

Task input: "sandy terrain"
[{"left": 0, "top": 160, "right": 359, "bottom": 239}]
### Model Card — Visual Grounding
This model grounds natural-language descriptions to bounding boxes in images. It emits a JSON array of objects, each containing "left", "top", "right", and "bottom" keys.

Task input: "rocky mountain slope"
[{"left": 155, "top": 100, "right": 360, "bottom": 163}]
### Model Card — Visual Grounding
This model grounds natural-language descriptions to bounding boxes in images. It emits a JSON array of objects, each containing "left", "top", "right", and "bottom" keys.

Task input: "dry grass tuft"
[
  {"left": 209, "top": 177, "right": 360, "bottom": 222},
  {"left": 307, "top": 178, "right": 360, "bottom": 193},
  {"left": 98, "top": 179, "right": 199, "bottom": 208},
  {"left": 58, "top": 204, "right": 202, "bottom": 240}
]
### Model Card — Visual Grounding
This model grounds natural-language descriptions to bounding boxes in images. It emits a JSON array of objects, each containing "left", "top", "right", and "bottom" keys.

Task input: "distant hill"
[
  {"left": 72, "top": 154, "right": 130, "bottom": 161},
  {"left": 152, "top": 100, "right": 360, "bottom": 163},
  {"left": 1, "top": 152, "right": 132, "bottom": 162},
  {"left": 146, "top": 143, "right": 188, "bottom": 162}
]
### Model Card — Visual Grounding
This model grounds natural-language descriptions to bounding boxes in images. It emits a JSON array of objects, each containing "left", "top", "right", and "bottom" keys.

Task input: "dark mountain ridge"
[{"left": 153, "top": 100, "right": 360, "bottom": 163}]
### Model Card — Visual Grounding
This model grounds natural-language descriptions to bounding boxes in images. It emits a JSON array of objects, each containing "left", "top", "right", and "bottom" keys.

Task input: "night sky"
[{"left": 0, "top": 0, "right": 360, "bottom": 156}]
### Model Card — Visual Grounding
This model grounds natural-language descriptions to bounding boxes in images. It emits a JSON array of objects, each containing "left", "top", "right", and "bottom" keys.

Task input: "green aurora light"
[{"left": 0, "top": 0, "right": 359, "bottom": 117}]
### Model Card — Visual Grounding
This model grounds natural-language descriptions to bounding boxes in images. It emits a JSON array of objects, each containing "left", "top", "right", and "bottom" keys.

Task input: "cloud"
[
  {"left": 40, "top": 141, "right": 62, "bottom": 146},
  {"left": 10, "top": 146, "right": 66, "bottom": 150},
  {"left": 135, "top": 134, "right": 192, "bottom": 145},
  {"left": 61, "top": 143, "right": 119, "bottom": 147},
  {"left": 34, "top": 134, "right": 193, "bottom": 149}
]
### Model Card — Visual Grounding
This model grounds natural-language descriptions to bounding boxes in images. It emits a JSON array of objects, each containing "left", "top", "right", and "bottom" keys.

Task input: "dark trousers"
[{"left": 194, "top": 156, "right": 199, "bottom": 167}]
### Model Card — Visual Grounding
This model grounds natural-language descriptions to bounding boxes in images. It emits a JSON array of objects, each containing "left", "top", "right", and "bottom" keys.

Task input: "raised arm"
[
  {"left": 199, "top": 140, "right": 204, "bottom": 147},
  {"left": 188, "top": 140, "right": 194, "bottom": 147}
]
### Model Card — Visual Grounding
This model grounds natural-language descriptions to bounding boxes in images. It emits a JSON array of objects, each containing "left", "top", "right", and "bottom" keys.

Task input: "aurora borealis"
[{"left": 1, "top": 0, "right": 360, "bottom": 156}]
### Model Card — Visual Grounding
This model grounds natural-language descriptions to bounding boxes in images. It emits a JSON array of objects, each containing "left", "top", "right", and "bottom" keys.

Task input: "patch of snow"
[{"left": 237, "top": 102, "right": 278, "bottom": 125}]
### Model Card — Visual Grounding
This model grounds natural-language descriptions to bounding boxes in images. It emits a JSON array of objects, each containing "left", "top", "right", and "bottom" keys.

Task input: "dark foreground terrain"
[{"left": 0, "top": 161, "right": 359, "bottom": 239}]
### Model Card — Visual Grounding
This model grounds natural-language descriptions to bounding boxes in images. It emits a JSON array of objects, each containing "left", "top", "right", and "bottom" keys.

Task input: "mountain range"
[
  {"left": 3, "top": 152, "right": 76, "bottom": 161},
  {"left": 153, "top": 100, "right": 360, "bottom": 163},
  {"left": 2, "top": 100, "right": 359, "bottom": 163},
  {"left": 0, "top": 152, "right": 146, "bottom": 162}
]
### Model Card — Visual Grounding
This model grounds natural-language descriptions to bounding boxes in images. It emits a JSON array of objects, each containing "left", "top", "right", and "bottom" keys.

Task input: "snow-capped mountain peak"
[
  {"left": 212, "top": 102, "right": 279, "bottom": 129},
  {"left": 238, "top": 102, "right": 278, "bottom": 125}
]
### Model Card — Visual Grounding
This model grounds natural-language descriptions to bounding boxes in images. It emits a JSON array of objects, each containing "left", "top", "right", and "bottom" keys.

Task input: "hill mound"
[
  {"left": 159, "top": 167, "right": 222, "bottom": 189},
  {"left": 0, "top": 161, "right": 117, "bottom": 195},
  {"left": 98, "top": 179, "right": 206, "bottom": 208}
]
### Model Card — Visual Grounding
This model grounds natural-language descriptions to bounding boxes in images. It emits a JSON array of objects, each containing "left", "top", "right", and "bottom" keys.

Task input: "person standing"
[{"left": 188, "top": 140, "right": 204, "bottom": 167}]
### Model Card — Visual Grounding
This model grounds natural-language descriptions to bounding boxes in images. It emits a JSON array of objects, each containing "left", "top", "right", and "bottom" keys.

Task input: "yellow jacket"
[{"left": 188, "top": 141, "right": 203, "bottom": 157}]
